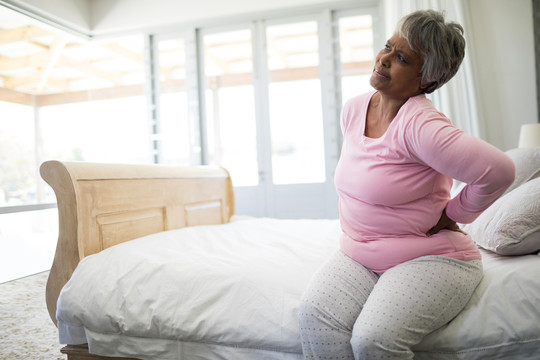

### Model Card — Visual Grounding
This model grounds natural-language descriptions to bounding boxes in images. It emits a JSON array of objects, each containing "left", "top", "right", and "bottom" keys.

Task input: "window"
[
  {"left": 266, "top": 21, "right": 326, "bottom": 185},
  {"left": 0, "top": 4, "right": 379, "bottom": 281},
  {"left": 0, "top": 102, "right": 37, "bottom": 205},
  {"left": 36, "top": 34, "right": 149, "bottom": 164},
  {"left": 0, "top": 99, "right": 57, "bottom": 284},
  {"left": 203, "top": 28, "right": 259, "bottom": 186},
  {"left": 339, "top": 14, "right": 375, "bottom": 103},
  {"left": 158, "top": 38, "right": 191, "bottom": 165},
  {"left": 0, "top": 7, "right": 149, "bottom": 282},
  {"left": 40, "top": 97, "right": 149, "bottom": 163}
]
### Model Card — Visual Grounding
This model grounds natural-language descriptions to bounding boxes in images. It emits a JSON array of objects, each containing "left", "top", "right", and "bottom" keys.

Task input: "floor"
[{"left": 0, "top": 271, "right": 66, "bottom": 360}]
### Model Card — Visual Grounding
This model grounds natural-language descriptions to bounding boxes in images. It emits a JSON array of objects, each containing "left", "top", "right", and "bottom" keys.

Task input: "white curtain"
[{"left": 382, "top": 0, "right": 484, "bottom": 138}]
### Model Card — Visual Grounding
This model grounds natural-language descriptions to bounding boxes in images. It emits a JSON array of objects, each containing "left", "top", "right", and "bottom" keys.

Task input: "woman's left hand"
[{"left": 427, "top": 209, "right": 461, "bottom": 236}]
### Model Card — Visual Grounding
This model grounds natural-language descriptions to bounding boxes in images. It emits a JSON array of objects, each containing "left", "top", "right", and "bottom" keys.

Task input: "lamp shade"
[{"left": 518, "top": 123, "right": 540, "bottom": 148}]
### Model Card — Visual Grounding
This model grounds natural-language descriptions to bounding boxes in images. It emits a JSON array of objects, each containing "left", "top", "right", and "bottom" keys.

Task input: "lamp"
[{"left": 518, "top": 123, "right": 540, "bottom": 148}]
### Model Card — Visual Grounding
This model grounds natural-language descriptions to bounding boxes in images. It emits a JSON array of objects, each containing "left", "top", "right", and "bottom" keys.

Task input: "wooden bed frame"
[{"left": 40, "top": 160, "right": 235, "bottom": 360}]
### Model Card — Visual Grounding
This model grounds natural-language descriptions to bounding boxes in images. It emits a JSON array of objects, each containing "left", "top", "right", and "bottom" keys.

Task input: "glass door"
[
  {"left": 157, "top": 37, "right": 192, "bottom": 165},
  {"left": 201, "top": 27, "right": 266, "bottom": 215},
  {"left": 266, "top": 21, "right": 326, "bottom": 185},
  {"left": 199, "top": 12, "right": 377, "bottom": 219},
  {"left": 338, "top": 14, "right": 376, "bottom": 104},
  {"left": 264, "top": 19, "right": 334, "bottom": 218}
]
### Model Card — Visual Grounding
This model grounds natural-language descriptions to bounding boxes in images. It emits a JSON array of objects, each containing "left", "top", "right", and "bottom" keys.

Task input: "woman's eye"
[
  {"left": 384, "top": 44, "right": 391, "bottom": 51},
  {"left": 398, "top": 55, "right": 406, "bottom": 62}
]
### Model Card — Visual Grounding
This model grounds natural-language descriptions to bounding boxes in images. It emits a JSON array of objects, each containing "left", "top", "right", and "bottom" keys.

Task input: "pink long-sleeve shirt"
[{"left": 335, "top": 91, "right": 515, "bottom": 273}]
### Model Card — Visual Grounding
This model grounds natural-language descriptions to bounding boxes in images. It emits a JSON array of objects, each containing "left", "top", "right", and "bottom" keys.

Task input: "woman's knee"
[
  {"left": 350, "top": 325, "right": 413, "bottom": 360},
  {"left": 298, "top": 292, "right": 319, "bottom": 328},
  {"left": 298, "top": 288, "right": 347, "bottom": 333}
]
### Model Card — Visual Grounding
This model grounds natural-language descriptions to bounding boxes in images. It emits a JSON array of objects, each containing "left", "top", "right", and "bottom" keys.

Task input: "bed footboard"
[{"left": 40, "top": 160, "right": 234, "bottom": 326}]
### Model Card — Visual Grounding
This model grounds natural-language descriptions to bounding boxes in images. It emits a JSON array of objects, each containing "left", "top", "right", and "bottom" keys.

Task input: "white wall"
[{"left": 468, "top": 0, "right": 537, "bottom": 150}]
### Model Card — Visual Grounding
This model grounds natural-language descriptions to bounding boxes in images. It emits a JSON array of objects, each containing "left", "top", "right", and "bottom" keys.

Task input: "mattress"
[{"left": 56, "top": 217, "right": 540, "bottom": 359}]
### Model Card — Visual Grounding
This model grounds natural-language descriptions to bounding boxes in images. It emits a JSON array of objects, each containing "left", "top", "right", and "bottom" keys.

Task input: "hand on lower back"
[{"left": 427, "top": 209, "right": 461, "bottom": 236}]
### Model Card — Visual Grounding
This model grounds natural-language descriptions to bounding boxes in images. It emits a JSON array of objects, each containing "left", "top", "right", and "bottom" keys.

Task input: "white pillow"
[
  {"left": 503, "top": 147, "right": 540, "bottom": 195},
  {"left": 464, "top": 177, "right": 540, "bottom": 255}
]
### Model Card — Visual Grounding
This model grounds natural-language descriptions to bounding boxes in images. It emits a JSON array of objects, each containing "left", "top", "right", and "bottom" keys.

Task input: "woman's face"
[{"left": 370, "top": 33, "right": 427, "bottom": 100}]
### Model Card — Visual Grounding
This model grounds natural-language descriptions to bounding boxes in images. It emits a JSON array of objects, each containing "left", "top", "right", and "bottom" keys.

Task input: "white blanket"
[
  {"left": 57, "top": 218, "right": 540, "bottom": 359},
  {"left": 58, "top": 218, "right": 341, "bottom": 359}
]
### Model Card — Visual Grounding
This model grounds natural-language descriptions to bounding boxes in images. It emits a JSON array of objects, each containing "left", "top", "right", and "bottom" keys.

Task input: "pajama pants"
[{"left": 298, "top": 250, "right": 483, "bottom": 359}]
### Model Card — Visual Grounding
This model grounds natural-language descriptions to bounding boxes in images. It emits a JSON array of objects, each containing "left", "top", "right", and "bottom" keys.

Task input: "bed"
[{"left": 40, "top": 146, "right": 540, "bottom": 360}]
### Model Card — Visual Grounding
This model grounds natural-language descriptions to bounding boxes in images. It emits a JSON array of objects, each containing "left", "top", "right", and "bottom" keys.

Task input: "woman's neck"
[{"left": 373, "top": 91, "right": 409, "bottom": 122}]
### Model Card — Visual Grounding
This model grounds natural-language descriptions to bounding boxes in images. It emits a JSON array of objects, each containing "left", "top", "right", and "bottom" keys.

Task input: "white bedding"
[{"left": 57, "top": 218, "right": 540, "bottom": 359}]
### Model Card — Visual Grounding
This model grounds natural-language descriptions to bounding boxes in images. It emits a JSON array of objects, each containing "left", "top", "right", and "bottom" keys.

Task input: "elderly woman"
[{"left": 298, "top": 10, "right": 515, "bottom": 359}]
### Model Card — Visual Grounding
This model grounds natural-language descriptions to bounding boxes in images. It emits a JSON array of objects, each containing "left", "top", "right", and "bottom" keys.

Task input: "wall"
[{"left": 468, "top": 0, "right": 538, "bottom": 150}]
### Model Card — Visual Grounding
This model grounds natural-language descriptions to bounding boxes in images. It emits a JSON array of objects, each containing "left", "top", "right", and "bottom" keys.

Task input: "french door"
[{"left": 199, "top": 11, "right": 377, "bottom": 219}]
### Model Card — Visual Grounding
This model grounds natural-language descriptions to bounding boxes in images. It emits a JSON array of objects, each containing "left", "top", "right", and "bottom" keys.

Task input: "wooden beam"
[
  {"left": 27, "top": 40, "right": 50, "bottom": 50},
  {"left": 36, "top": 83, "right": 146, "bottom": 106},
  {"left": 37, "top": 35, "right": 67, "bottom": 92},
  {"left": 0, "top": 49, "right": 125, "bottom": 83},
  {"left": 0, "top": 25, "right": 52, "bottom": 45},
  {"left": 0, "top": 87, "right": 34, "bottom": 105},
  {"left": 3, "top": 74, "right": 69, "bottom": 90},
  {"left": 1, "top": 58, "right": 128, "bottom": 93},
  {"left": 0, "top": 52, "right": 51, "bottom": 71}
]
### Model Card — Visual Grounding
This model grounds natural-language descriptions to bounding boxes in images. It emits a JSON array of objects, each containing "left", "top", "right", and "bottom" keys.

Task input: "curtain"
[{"left": 382, "top": 0, "right": 484, "bottom": 138}]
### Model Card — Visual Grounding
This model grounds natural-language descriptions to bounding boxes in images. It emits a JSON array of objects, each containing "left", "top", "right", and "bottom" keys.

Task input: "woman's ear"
[{"left": 421, "top": 81, "right": 438, "bottom": 94}]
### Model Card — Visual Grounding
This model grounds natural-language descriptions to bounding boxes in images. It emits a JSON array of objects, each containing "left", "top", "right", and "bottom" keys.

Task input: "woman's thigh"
[
  {"left": 351, "top": 256, "right": 483, "bottom": 359},
  {"left": 299, "top": 250, "right": 379, "bottom": 358}
]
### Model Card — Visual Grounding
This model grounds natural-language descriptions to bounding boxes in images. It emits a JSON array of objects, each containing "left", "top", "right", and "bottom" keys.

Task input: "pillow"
[
  {"left": 503, "top": 146, "right": 540, "bottom": 195},
  {"left": 463, "top": 177, "right": 540, "bottom": 255}
]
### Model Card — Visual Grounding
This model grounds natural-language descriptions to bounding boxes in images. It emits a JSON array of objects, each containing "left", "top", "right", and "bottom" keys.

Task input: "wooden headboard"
[{"left": 40, "top": 160, "right": 234, "bottom": 325}]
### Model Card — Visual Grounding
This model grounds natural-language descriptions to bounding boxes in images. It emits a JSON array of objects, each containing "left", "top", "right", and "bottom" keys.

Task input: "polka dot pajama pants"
[{"left": 298, "top": 251, "right": 483, "bottom": 359}]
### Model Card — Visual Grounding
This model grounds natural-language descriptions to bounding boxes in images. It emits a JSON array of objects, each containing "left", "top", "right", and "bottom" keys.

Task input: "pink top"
[{"left": 335, "top": 91, "right": 515, "bottom": 273}]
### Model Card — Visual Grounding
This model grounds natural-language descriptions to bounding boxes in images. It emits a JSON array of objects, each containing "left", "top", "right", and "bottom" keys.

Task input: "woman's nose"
[{"left": 379, "top": 52, "right": 391, "bottom": 67}]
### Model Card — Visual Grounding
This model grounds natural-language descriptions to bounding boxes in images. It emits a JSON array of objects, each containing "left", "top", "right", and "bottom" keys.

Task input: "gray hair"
[{"left": 396, "top": 10, "right": 465, "bottom": 94}]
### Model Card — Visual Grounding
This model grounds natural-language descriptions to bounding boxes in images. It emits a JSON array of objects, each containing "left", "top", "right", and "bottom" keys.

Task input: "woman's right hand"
[{"left": 427, "top": 209, "right": 461, "bottom": 236}]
